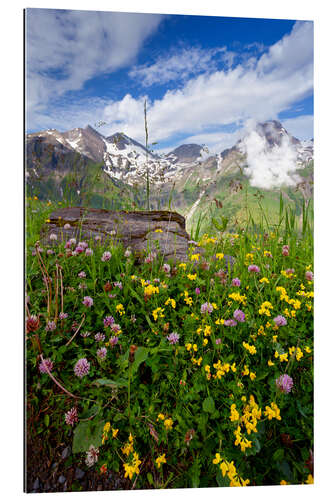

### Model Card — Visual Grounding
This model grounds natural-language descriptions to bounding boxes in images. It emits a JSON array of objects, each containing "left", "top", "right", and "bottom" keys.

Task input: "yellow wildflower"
[
  {"left": 190, "top": 253, "right": 200, "bottom": 261},
  {"left": 165, "top": 297, "right": 176, "bottom": 308},
  {"left": 187, "top": 273, "right": 197, "bottom": 280},
  {"left": 155, "top": 453, "right": 167, "bottom": 468},
  {"left": 212, "top": 453, "right": 222, "bottom": 465},
  {"left": 116, "top": 303, "right": 125, "bottom": 315},
  {"left": 164, "top": 418, "right": 173, "bottom": 430}
]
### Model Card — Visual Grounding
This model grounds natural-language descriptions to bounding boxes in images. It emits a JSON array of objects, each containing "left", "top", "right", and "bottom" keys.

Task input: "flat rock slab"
[{"left": 40, "top": 207, "right": 190, "bottom": 262}]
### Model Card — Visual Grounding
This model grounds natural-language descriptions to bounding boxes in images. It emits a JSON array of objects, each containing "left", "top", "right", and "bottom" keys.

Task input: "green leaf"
[
  {"left": 72, "top": 420, "right": 105, "bottom": 453},
  {"left": 131, "top": 347, "right": 149, "bottom": 373},
  {"left": 80, "top": 405, "right": 101, "bottom": 419},
  {"left": 273, "top": 448, "right": 284, "bottom": 462},
  {"left": 189, "top": 458, "right": 201, "bottom": 488},
  {"left": 202, "top": 396, "right": 216, "bottom": 413},
  {"left": 296, "top": 400, "right": 310, "bottom": 418},
  {"left": 44, "top": 414, "right": 50, "bottom": 427},
  {"left": 216, "top": 469, "right": 229, "bottom": 487},
  {"left": 147, "top": 472, "right": 154, "bottom": 486},
  {"left": 92, "top": 378, "right": 128, "bottom": 388}
]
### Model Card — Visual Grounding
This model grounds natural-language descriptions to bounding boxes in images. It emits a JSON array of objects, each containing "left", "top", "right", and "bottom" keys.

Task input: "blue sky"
[{"left": 26, "top": 9, "right": 313, "bottom": 153}]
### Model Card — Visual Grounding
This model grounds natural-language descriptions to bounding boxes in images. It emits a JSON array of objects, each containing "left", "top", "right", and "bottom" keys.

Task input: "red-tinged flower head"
[{"left": 26, "top": 315, "right": 40, "bottom": 333}]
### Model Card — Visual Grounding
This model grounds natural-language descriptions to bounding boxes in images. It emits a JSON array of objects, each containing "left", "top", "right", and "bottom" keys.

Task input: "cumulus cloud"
[
  {"left": 129, "top": 46, "right": 232, "bottom": 87},
  {"left": 27, "top": 16, "right": 313, "bottom": 155},
  {"left": 99, "top": 21, "right": 313, "bottom": 144},
  {"left": 240, "top": 130, "right": 300, "bottom": 189},
  {"left": 26, "top": 9, "right": 163, "bottom": 120}
]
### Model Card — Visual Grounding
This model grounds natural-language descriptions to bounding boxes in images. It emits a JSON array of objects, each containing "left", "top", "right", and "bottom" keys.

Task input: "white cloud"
[
  {"left": 100, "top": 21, "right": 313, "bottom": 143},
  {"left": 26, "top": 9, "right": 163, "bottom": 120},
  {"left": 27, "top": 18, "right": 314, "bottom": 153},
  {"left": 281, "top": 115, "right": 313, "bottom": 140},
  {"left": 129, "top": 46, "right": 231, "bottom": 86},
  {"left": 240, "top": 130, "right": 301, "bottom": 189}
]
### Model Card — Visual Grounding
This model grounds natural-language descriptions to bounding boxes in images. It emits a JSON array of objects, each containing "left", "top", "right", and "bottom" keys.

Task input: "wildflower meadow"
[{"left": 25, "top": 195, "right": 314, "bottom": 490}]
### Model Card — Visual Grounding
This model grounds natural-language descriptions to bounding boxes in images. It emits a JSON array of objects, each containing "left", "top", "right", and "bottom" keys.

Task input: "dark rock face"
[
  {"left": 40, "top": 208, "right": 190, "bottom": 262},
  {"left": 166, "top": 143, "right": 203, "bottom": 163}
]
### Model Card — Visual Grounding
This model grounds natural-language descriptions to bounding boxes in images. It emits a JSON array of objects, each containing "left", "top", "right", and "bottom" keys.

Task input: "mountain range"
[{"left": 25, "top": 120, "right": 313, "bottom": 232}]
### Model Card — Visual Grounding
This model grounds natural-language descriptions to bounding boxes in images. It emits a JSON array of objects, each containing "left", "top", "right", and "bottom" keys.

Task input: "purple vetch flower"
[
  {"left": 233, "top": 309, "right": 245, "bottom": 323},
  {"left": 85, "top": 445, "right": 99, "bottom": 467},
  {"left": 78, "top": 241, "right": 88, "bottom": 250},
  {"left": 276, "top": 374, "right": 294, "bottom": 394},
  {"left": 273, "top": 315, "right": 287, "bottom": 327},
  {"left": 39, "top": 358, "right": 54, "bottom": 373},
  {"left": 195, "top": 287, "right": 201, "bottom": 295},
  {"left": 82, "top": 296, "right": 93, "bottom": 307},
  {"left": 110, "top": 323, "right": 121, "bottom": 334},
  {"left": 285, "top": 268, "right": 295, "bottom": 276},
  {"left": 75, "top": 245, "right": 85, "bottom": 254},
  {"left": 305, "top": 270, "right": 314, "bottom": 282},
  {"left": 153, "top": 278, "right": 160, "bottom": 284},
  {"left": 59, "top": 312, "right": 68, "bottom": 320},
  {"left": 85, "top": 248, "right": 93, "bottom": 256},
  {"left": 78, "top": 271, "right": 86, "bottom": 279},
  {"left": 248, "top": 264, "right": 260, "bottom": 273},
  {"left": 45, "top": 320, "right": 56, "bottom": 332},
  {"left": 163, "top": 263, "right": 171, "bottom": 274},
  {"left": 144, "top": 252, "right": 157, "bottom": 264},
  {"left": 167, "top": 332, "right": 180, "bottom": 345},
  {"left": 114, "top": 281, "right": 123, "bottom": 289},
  {"left": 69, "top": 238, "right": 77, "bottom": 246},
  {"left": 49, "top": 233, "right": 58, "bottom": 241},
  {"left": 47, "top": 249, "right": 54, "bottom": 255},
  {"left": 101, "top": 251, "right": 112, "bottom": 262},
  {"left": 95, "top": 235, "right": 102, "bottom": 242},
  {"left": 109, "top": 336, "right": 119, "bottom": 347},
  {"left": 65, "top": 407, "right": 78, "bottom": 426},
  {"left": 94, "top": 332, "right": 105, "bottom": 342},
  {"left": 224, "top": 319, "right": 237, "bottom": 327},
  {"left": 78, "top": 283, "right": 87, "bottom": 290},
  {"left": 108, "top": 293, "right": 116, "bottom": 299},
  {"left": 201, "top": 302, "right": 214, "bottom": 314},
  {"left": 74, "top": 358, "right": 90, "bottom": 378},
  {"left": 188, "top": 240, "right": 197, "bottom": 245},
  {"left": 231, "top": 278, "right": 241, "bottom": 287},
  {"left": 282, "top": 245, "right": 289, "bottom": 256},
  {"left": 215, "top": 338, "right": 222, "bottom": 345},
  {"left": 81, "top": 331, "right": 91, "bottom": 338},
  {"left": 103, "top": 316, "right": 115, "bottom": 328},
  {"left": 97, "top": 347, "right": 107, "bottom": 360}
]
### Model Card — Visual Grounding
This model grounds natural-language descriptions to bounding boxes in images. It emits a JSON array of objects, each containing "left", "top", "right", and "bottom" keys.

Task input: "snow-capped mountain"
[{"left": 26, "top": 120, "right": 313, "bottom": 189}]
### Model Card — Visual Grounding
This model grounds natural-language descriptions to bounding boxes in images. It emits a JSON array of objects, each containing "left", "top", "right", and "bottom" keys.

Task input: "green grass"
[{"left": 25, "top": 194, "right": 313, "bottom": 490}]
